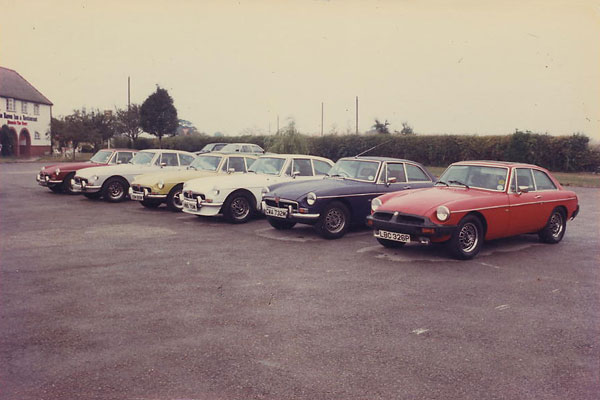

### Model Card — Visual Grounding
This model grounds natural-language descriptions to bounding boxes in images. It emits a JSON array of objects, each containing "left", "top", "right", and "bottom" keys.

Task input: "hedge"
[{"left": 112, "top": 131, "right": 600, "bottom": 173}]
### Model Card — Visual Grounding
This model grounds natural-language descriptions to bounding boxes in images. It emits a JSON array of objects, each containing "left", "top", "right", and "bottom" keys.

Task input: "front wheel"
[
  {"left": 447, "top": 215, "right": 484, "bottom": 260},
  {"left": 376, "top": 237, "right": 406, "bottom": 248},
  {"left": 223, "top": 192, "right": 254, "bottom": 223},
  {"left": 61, "top": 173, "right": 76, "bottom": 194},
  {"left": 166, "top": 184, "right": 184, "bottom": 212},
  {"left": 538, "top": 208, "right": 566, "bottom": 244},
  {"left": 102, "top": 177, "right": 128, "bottom": 202},
  {"left": 267, "top": 217, "right": 296, "bottom": 230},
  {"left": 314, "top": 201, "right": 350, "bottom": 239}
]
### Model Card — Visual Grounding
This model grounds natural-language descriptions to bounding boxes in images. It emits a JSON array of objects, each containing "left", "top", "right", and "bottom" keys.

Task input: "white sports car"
[
  {"left": 72, "top": 149, "right": 196, "bottom": 202},
  {"left": 181, "top": 154, "right": 334, "bottom": 223}
]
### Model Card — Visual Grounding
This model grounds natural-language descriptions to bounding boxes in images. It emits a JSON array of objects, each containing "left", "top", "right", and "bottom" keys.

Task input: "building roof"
[{"left": 0, "top": 67, "right": 53, "bottom": 105}]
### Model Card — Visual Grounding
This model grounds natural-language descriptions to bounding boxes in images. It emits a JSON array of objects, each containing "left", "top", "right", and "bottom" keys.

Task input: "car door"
[
  {"left": 377, "top": 162, "right": 410, "bottom": 193},
  {"left": 405, "top": 163, "right": 434, "bottom": 189},
  {"left": 116, "top": 151, "right": 134, "bottom": 164},
  {"left": 508, "top": 168, "right": 545, "bottom": 234},
  {"left": 288, "top": 158, "right": 316, "bottom": 181}
]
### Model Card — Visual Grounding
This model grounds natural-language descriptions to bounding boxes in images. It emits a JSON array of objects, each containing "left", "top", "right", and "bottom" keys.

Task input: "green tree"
[
  {"left": 267, "top": 121, "right": 309, "bottom": 154},
  {"left": 115, "top": 104, "right": 142, "bottom": 146},
  {"left": 1, "top": 125, "right": 15, "bottom": 156},
  {"left": 140, "top": 86, "right": 179, "bottom": 147},
  {"left": 373, "top": 119, "right": 390, "bottom": 134}
]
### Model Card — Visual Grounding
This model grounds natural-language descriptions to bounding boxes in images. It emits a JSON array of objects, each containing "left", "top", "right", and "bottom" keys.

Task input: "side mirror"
[
  {"left": 160, "top": 162, "right": 167, "bottom": 167},
  {"left": 292, "top": 171, "right": 300, "bottom": 179},
  {"left": 386, "top": 177, "right": 397, "bottom": 186},
  {"left": 227, "top": 168, "right": 235, "bottom": 174},
  {"left": 518, "top": 185, "right": 530, "bottom": 194}
]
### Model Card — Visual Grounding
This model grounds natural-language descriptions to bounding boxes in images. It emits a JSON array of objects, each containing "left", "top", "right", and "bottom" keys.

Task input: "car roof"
[
  {"left": 198, "top": 152, "right": 257, "bottom": 156},
  {"left": 258, "top": 153, "right": 331, "bottom": 160},
  {"left": 139, "top": 148, "right": 195, "bottom": 154},
  {"left": 451, "top": 160, "right": 540, "bottom": 169},
  {"left": 339, "top": 156, "right": 421, "bottom": 164}
]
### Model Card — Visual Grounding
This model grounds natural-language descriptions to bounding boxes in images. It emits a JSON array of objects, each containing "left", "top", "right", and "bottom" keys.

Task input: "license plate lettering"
[
  {"left": 131, "top": 192, "right": 144, "bottom": 201},
  {"left": 265, "top": 206, "right": 288, "bottom": 218},
  {"left": 375, "top": 230, "right": 410, "bottom": 243},
  {"left": 183, "top": 200, "right": 198, "bottom": 211}
]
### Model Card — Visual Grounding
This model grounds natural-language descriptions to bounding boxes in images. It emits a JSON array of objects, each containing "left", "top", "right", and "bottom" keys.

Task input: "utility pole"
[
  {"left": 355, "top": 96, "right": 359, "bottom": 135},
  {"left": 128, "top": 76, "right": 131, "bottom": 110},
  {"left": 277, "top": 115, "right": 280, "bottom": 134},
  {"left": 321, "top": 102, "right": 324, "bottom": 137}
]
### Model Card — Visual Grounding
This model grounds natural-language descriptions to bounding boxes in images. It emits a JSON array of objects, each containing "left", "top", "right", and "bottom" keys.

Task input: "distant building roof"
[{"left": 0, "top": 66, "right": 53, "bottom": 105}]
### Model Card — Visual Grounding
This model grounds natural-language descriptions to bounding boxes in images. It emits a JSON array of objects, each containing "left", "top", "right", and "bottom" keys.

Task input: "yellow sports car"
[{"left": 129, "top": 152, "right": 257, "bottom": 211}]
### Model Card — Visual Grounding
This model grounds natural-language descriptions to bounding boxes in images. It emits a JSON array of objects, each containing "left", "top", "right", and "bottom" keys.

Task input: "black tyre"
[
  {"left": 141, "top": 199, "right": 161, "bottom": 208},
  {"left": 376, "top": 237, "right": 406, "bottom": 248},
  {"left": 538, "top": 208, "right": 566, "bottom": 244},
  {"left": 223, "top": 192, "right": 254, "bottom": 223},
  {"left": 61, "top": 173, "right": 76, "bottom": 194},
  {"left": 314, "top": 201, "right": 350, "bottom": 239},
  {"left": 84, "top": 192, "right": 102, "bottom": 200},
  {"left": 267, "top": 217, "right": 296, "bottom": 230},
  {"left": 102, "top": 177, "right": 128, "bottom": 202},
  {"left": 447, "top": 215, "right": 484, "bottom": 260},
  {"left": 166, "top": 184, "right": 184, "bottom": 212}
]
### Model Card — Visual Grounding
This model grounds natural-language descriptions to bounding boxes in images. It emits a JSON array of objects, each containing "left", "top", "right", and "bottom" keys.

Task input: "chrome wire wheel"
[
  {"left": 172, "top": 189, "right": 183, "bottom": 209},
  {"left": 549, "top": 212, "right": 564, "bottom": 239},
  {"left": 231, "top": 196, "right": 250, "bottom": 220},
  {"left": 107, "top": 181, "right": 124, "bottom": 199},
  {"left": 458, "top": 222, "right": 479, "bottom": 254},
  {"left": 324, "top": 208, "right": 345, "bottom": 234}
]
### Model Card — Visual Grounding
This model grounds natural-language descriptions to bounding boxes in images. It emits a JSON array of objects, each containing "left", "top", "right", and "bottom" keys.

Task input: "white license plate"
[
  {"left": 375, "top": 229, "right": 410, "bottom": 243},
  {"left": 130, "top": 192, "right": 144, "bottom": 201},
  {"left": 264, "top": 205, "right": 288, "bottom": 218},
  {"left": 183, "top": 199, "right": 198, "bottom": 212}
]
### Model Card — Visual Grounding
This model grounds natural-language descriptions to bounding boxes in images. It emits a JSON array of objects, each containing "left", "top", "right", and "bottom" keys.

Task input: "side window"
[
  {"left": 229, "top": 157, "right": 246, "bottom": 172},
  {"left": 284, "top": 161, "right": 292, "bottom": 176},
  {"left": 292, "top": 159, "right": 314, "bottom": 176},
  {"left": 385, "top": 163, "right": 407, "bottom": 183},
  {"left": 161, "top": 153, "right": 179, "bottom": 166},
  {"left": 242, "top": 145, "right": 252, "bottom": 153},
  {"left": 406, "top": 164, "right": 431, "bottom": 182},
  {"left": 244, "top": 157, "right": 256, "bottom": 169},
  {"left": 116, "top": 152, "right": 134, "bottom": 164},
  {"left": 313, "top": 160, "right": 332, "bottom": 176},
  {"left": 515, "top": 168, "right": 535, "bottom": 191},
  {"left": 510, "top": 170, "right": 517, "bottom": 193},
  {"left": 108, "top": 152, "right": 117, "bottom": 164},
  {"left": 532, "top": 169, "right": 557, "bottom": 190},
  {"left": 251, "top": 145, "right": 263, "bottom": 153},
  {"left": 179, "top": 154, "right": 195, "bottom": 166}
]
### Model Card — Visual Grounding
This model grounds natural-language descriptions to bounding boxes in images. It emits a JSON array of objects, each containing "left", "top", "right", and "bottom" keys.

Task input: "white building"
[{"left": 0, "top": 66, "right": 52, "bottom": 157}]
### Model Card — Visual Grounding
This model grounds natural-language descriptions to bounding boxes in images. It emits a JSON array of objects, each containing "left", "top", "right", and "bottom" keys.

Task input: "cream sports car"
[
  {"left": 129, "top": 152, "right": 258, "bottom": 211},
  {"left": 181, "top": 154, "right": 334, "bottom": 223}
]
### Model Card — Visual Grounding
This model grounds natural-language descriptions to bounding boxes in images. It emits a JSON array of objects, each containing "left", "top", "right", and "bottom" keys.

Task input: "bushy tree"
[
  {"left": 373, "top": 119, "right": 390, "bottom": 134},
  {"left": 267, "top": 121, "right": 309, "bottom": 154},
  {"left": 115, "top": 104, "right": 142, "bottom": 145},
  {"left": 0, "top": 125, "right": 15, "bottom": 156},
  {"left": 140, "top": 86, "right": 178, "bottom": 147}
]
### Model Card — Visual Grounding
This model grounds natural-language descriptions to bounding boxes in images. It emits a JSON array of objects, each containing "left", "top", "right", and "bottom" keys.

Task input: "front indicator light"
[
  {"left": 422, "top": 228, "right": 435, "bottom": 234},
  {"left": 436, "top": 206, "right": 450, "bottom": 222},
  {"left": 157, "top": 180, "right": 164, "bottom": 189}
]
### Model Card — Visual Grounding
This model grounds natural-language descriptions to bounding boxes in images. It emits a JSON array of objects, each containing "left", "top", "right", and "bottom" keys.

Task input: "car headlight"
[
  {"left": 306, "top": 192, "right": 317, "bottom": 206},
  {"left": 371, "top": 197, "right": 382, "bottom": 212},
  {"left": 157, "top": 180, "right": 164, "bottom": 189},
  {"left": 436, "top": 206, "right": 450, "bottom": 222}
]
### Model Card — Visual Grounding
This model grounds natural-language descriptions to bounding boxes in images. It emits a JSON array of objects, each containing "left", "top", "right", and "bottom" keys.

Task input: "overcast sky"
[{"left": 2, "top": 0, "right": 599, "bottom": 140}]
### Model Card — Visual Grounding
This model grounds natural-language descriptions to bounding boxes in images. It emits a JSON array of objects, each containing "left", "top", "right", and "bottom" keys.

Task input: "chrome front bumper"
[
  {"left": 261, "top": 201, "right": 320, "bottom": 220},
  {"left": 36, "top": 174, "right": 61, "bottom": 186},
  {"left": 71, "top": 179, "right": 101, "bottom": 193}
]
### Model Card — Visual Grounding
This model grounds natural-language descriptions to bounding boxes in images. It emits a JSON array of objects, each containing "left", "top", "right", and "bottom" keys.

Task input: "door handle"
[
  {"left": 403, "top": 185, "right": 411, "bottom": 189},
  {"left": 535, "top": 195, "right": 542, "bottom": 199}
]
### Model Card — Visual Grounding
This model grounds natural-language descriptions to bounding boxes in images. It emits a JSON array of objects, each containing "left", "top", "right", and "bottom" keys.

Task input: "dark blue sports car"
[{"left": 261, "top": 156, "right": 436, "bottom": 239}]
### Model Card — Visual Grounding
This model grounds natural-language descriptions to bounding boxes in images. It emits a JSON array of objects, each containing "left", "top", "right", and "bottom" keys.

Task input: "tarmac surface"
[{"left": 1, "top": 162, "right": 599, "bottom": 400}]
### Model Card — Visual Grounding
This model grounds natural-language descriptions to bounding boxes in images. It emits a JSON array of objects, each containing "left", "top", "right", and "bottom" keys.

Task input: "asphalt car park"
[{"left": 1, "top": 162, "right": 599, "bottom": 400}]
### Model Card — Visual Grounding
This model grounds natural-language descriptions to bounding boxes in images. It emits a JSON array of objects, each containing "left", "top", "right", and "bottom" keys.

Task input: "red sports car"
[
  {"left": 36, "top": 149, "right": 136, "bottom": 194},
  {"left": 367, "top": 161, "right": 579, "bottom": 259}
]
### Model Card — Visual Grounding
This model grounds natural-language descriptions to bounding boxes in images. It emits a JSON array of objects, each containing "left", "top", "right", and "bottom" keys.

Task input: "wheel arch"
[
  {"left": 101, "top": 175, "right": 129, "bottom": 189},
  {"left": 221, "top": 188, "right": 257, "bottom": 213},
  {"left": 464, "top": 211, "right": 488, "bottom": 238}
]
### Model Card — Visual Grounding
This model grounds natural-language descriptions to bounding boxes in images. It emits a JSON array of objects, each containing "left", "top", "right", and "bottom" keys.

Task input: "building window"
[
  {"left": 7, "top": 98, "right": 15, "bottom": 112},
  {"left": 35, "top": 131, "right": 41, "bottom": 140},
  {"left": 34, "top": 104, "right": 40, "bottom": 116},
  {"left": 22, "top": 101, "right": 28, "bottom": 114}
]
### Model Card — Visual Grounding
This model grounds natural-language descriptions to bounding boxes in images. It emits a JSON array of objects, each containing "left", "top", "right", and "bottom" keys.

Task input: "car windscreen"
[
  {"left": 328, "top": 159, "right": 379, "bottom": 182},
  {"left": 90, "top": 150, "right": 113, "bottom": 163},
  {"left": 190, "top": 155, "right": 222, "bottom": 171},
  {"left": 247, "top": 157, "right": 286, "bottom": 175},
  {"left": 130, "top": 152, "right": 156, "bottom": 165},
  {"left": 439, "top": 165, "right": 508, "bottom": 191}
]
